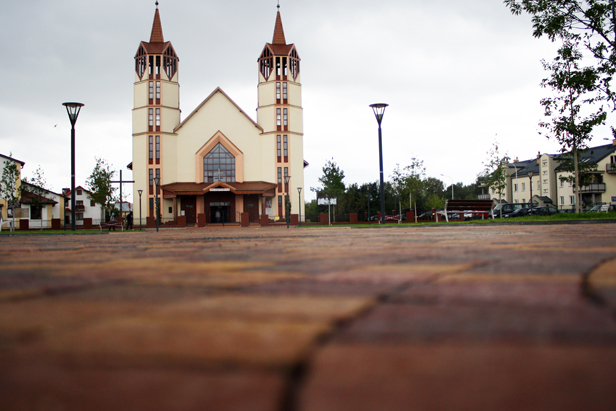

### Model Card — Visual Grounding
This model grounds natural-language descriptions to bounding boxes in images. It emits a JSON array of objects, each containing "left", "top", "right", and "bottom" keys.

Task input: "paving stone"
[
  {"left": 587, "top": 258, "right": 616, "bottom": 310},
  {"left": 0, "top": 361, "right": 285, "bottom": 411},
  {"left": 335, "top": 302, "right": 616, "bottom": 343},
  {"left": 299, "top": 343, "right": 616, "bottom": 411}
]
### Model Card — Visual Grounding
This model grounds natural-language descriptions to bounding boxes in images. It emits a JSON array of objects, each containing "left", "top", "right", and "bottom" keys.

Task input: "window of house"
[
  {"left": 277, "top": 135, "right": 281, "bottom": 158},
  {"left": 156, "top": 136, "right": 160, "bottom": 160},
  {"left": 611, "top": 155, "right": 616, "bottom": 164},
  {"left": 543, "top": 161, "right": 547, "bottom": 167},
  {"left": 570, "top": 196, "right": 575, "bottom": 205},
  {"left": 514, "top": 184, "right": 518, "bottom": 192},
  {"left": 276, "top": 108, "right": 281, "bottom": 126},
  {"left": 569, "top": 181, "right": 573, "bottom": 187},
  {"left": 283, "top": 82, "right": 288, "bottom": 100},
  {"left": 543, "top": 179, "right": 548, "bottom": 184},
  {"left": 284, "top": 167, "right": 289, "bottom": 192},
  {"left": 560, "top": 179, "right": 564, "bottom": 187},
  {"left": 203, "top": 143, "right": 235, "bottom": 182},
  {"left": 31, "top": 206, "right": 42, "bottom": 220},
  {"left": 149, "top": 109, "right": 153, "bottom": 127},
  {"left": 543, "top": 170, "right": 548, "bottom": 175},
  {"left": 560, "top": 196, "right": 564, "bottom": 205},
  {"left": 149, "top": 198, "right": 154, "bottom": 210},
  {"left": 76, "top": 189, "right": 82, "bottom": 196},
  {"left": 278, "top": 195, "right": 283, "bottom": 213},
  {"left": 277, "top": 167, "right": 282, "bottom": 184},
  {"left": 544, "top": 189, "right": 549, "bottom": 193},
  {"left": 76, "top": 213, "right": 84, "bottom": 221},
  {"left": 90, "top": 200, "right": 95, "bottom": 207},
  {"left": 276, "top": 82, "right": 281, "bottom": 100},
  {"left": 149, "top": 169, "right": 154, "bottom": 187},
  {"left": 155, "top": 108, "right": 160, "bottom": 126},
  {"left": 149, "top": 136, "right": 153, "bottom": 160},
  {"left": 156, "top": 169, "right": 160, "bottom": 186},
  {"left": 283, "top": 108, "right": 288, "bottom": 126},
  {"left": 149, "top": 81, "right": 154, "bottom": 99},
  {"left": 283, "top": 135, "right": 288, "bottom": 158},
  {"left": 76, "top": 200, "right": 83, "bottom": 206},
  {"left": 521, "top": 182, "right": 526, "bottom": 191},
  {"left": 156, "top": 81, "right": 161, "bottom": 100}
]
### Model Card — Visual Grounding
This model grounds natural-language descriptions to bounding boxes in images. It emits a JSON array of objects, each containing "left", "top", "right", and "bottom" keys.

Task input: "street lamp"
[
  {"left": 138, "top": 189, "right": 143, "bottom": 231},
  {"left": 284, "top": 175, "right": 291, "bottom": 229},
  {"left": 440, "top": 174, "right": 454, "bottom": 200},
  {"left": 528, "top": 171, "right": 534, "bottom": 215},
  {"left": 62, "top": 102, "right": 84, "bottom": 231},
  {"left": 154, "top": 177, "right": 160, "bottom": 232},
  {"left": 297, "top": 187, "right": 302, "bottom": 227},
  {"left": 370, "top": 103, "right": 388, "bottom": 225}
]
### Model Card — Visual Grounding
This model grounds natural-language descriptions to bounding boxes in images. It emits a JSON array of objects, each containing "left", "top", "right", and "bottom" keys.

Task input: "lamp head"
[
  {"left": 284, "top": 175, "right": 291, "bottom": 184},
  {"left": 62, "top": 102, "right": 84, "bottom": 126},
  {"left": 369, "top": 103, "right": 388, "bottom": 125}
]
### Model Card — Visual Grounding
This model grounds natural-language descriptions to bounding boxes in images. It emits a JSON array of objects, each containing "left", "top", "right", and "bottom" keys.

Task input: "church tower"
[
  {"left": 132, "top": 2, "right": 180, "bottom": 218},
  {"left": 257, "top": 5, "right": 304, "bottom": 219}
]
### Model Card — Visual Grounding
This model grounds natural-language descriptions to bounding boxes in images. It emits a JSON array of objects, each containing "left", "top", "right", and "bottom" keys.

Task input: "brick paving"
[{"left": 1, "top": 224, "right": 616, "bottom": 410}]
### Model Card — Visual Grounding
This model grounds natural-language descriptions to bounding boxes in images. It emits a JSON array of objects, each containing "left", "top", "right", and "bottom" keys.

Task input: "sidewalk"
[{"left": 1, "top": 224, "right": 615, "bottom": 410}]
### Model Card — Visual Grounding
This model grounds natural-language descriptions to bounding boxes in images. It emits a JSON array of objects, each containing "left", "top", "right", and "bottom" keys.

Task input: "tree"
[
  {"left": 86, "top": 157, "right": 116, "bottom": 223},
  {"left": 540, "top": 40, "right": 607, "bottom": 212},
  {"left": 0, "top": 154, "right": 20, "bottom": 231},
  {"left": 505, "top": 0, "right": 616, "bottom": 109},
  {"left": 21, "top": 166, "right": 49, "bottom": 230},
  {"left": 317, "top": 159, "right": 345, "bottom": 198},
  {"left": 482, "top": 141, "right": 510, "bottom": 216}
]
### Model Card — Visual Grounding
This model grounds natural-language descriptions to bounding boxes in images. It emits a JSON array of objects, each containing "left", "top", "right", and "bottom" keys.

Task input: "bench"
[
  {"left": 444, "top": 200, "right": 494, "bottom": 222},
  {"left": 99, "top": 221, "right": 124, "bottom": 232}
]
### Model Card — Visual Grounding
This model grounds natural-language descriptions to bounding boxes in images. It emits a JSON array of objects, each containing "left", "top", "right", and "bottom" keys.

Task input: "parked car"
[
  {"left": 507, "top": 207, "right": 532, "bottom": 218},
  {"left": 493, "top": 203, "right": 532, "bottom": 218},
  {"left": 532, "top": 205, "right": 559, "bottom": 216}
]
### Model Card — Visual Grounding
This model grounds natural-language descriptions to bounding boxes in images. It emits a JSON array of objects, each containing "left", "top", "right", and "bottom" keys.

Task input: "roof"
[
  {"left": 161, "top": 181, "right": 277, "bottom": 196},
  {"left": 174, "top": 87, "right": 263, "bottom": 133},
  {"left": 508, "top": 143, "right": 616, "bottom": 175},
  {"left": 20, "top": 189, "right": 58, "bottom": 205},
  {"left": 0, "top": 153, "right": 25, "bottom": 167},
  {"left": 150, "top": 6, "right": 164, "bottom": 43},
  {"left": 272, "top": 9, "right": 286, "bottom": 45}
]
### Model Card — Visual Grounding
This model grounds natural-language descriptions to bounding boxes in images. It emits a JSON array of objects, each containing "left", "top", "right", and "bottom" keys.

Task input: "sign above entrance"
[{"left": 210, "top": 188, "right": 231, "bottom": 192}]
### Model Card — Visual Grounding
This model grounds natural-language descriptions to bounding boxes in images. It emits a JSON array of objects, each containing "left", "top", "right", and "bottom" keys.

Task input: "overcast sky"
[{"left": 1, "top": 0, "right": 613, "bottom": 202}]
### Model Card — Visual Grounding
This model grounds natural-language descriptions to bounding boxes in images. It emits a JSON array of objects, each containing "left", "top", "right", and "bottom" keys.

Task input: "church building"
[{"left": 132, "top": 3, "right": 305, "bottom": 225}]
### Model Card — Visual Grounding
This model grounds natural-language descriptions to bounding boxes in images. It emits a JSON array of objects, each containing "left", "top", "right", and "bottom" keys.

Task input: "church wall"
[
  {"left": 134, "top": 82, "right": 148, "bottom": 109},
  {"left": 162, "top": 81, "right": 179, "bottom": 110},
  {"left": 260, "top": 134, "right": 277, "bottom": 183},
  {"left": 161, "top": 135, "right": 178, "bottom": 184},
  {"left": 288, "top": 82, "right": 301, "bottom": 107},
  {"left": 161, "top": 107, "right": 180, "bottom": 134},
  {"left": 289, "top": 134, "right": 305, "bottom": 217},
  {"left": 258, "top": 82, "right": 276, "bottom": 108},
  {"left": 257, "top": 106, "right": 276, "bottom": 132},
  {"left": 132, "top": 135, "right": 148, "bottom": 224},
  {"left": 288, "top": 107, "right": 303, "bottom": 132},
  {"left": 174, "top": 92, "right": 265, "bottom": 184},
  {"left": 132, "top": 108, "right": 148, "bottom": 135}
]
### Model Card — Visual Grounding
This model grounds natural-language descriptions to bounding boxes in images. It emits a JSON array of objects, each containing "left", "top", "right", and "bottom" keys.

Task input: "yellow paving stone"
[
  {"left": 133, "top": 271, "right": 305, "bottom": 288},
  {"left": 0, "top": 289, "right": 44, "bottom": 302},
  {"left": 587, "top": 259, "right": 616, "bottom": 287},
  {"left": 35, "top": 317, "right": 331, "bottom": 369},
  {"left": 318, "top": 264, "right": 477, "bottom": 282},
  {"left": 157, "top": 295, "right": 375, "bottom": 323},
  {"left": 437, "top": 273, "right": 582, "bottom": 284}
]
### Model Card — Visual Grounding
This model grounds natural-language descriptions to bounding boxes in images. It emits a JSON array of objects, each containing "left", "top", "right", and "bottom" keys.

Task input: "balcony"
[
  {"left": 574, "top": 183, "right": 606, "bottom": 193},
  {"left": 606, "top": 164, "right": 616, "bottom": 174},
  {"left": 75, "top": 205, "right": 86, "bottom": 212}
]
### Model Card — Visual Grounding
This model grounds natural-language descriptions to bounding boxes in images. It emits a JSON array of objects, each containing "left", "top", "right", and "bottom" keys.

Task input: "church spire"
[
  {"left": 149, "top": 2, "right": 164, "bottom": 43},
  {"left": 272, "top": 6, "right": 286, "bottom": 45}
]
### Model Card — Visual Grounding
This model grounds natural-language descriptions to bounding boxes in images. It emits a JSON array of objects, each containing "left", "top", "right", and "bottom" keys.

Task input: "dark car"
[
  {"left": 508, "top": 207, "right": 533, "bottom": 218},
  {"left": 532, "top": 205, "right": 559, "bottom": 216}
]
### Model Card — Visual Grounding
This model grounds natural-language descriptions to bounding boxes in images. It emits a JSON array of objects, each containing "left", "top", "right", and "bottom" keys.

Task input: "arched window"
[{"left": 204, "top": 143, "right": 235, "bottom": 182}]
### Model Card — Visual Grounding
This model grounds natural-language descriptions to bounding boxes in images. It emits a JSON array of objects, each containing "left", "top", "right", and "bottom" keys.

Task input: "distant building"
[
  {"left": 64, "top": 186, "right": 104, "bottom": 225},
  {"left": 487, "top": 141, "right": 616, "bottom": 210},
  {"left": 0, "top": 153, "right": 25, "bottom": 223}
]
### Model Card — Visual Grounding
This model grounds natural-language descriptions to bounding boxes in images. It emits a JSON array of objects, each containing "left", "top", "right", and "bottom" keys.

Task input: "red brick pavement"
[{"left": 1, "top": 224, "right": 615, "bottom": 410}]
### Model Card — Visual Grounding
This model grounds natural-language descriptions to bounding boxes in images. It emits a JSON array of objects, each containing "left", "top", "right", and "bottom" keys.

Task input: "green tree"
[
  {"left": 317, "top": 159, "right": 345, "bottom": 198},
  {"left": 21, "top": 166, "right": 49, "bottom": 230},
  {"left": 540, "top": 40, "right": 607, "bottom": 212},
  {"left": 505, "top": 0, "right": 616, "bottom": 109},
  {"left": 0, "top": 154, "right": 21, "bottom": 231},
  {"left": 86, "top": 157, "right": 117, "bottom": 223},
  {"left": 482, "top": 141, "right": 510, "bottom": 216}
]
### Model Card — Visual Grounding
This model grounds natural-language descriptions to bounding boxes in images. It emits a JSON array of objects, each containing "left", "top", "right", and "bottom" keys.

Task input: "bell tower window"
[{"left": 204, "top": 143, "right": 235, "bottom": 183}]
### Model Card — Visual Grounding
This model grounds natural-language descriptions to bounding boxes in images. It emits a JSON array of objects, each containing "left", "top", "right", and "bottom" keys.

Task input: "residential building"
[
  {"left": 132, "top": 4, "right": 305, "bottom": 226},
  {"left": 0, "top": 153, "right": 25, "bottom": 223},
  {"left": 489, "top": 141, "right": 616, "bottom": 210},
  {"left": 65, "top": 186, "right": 104, "bottom": 225},
  {"left": 19, "top": 182, "right": 63, "bottom": 229}
]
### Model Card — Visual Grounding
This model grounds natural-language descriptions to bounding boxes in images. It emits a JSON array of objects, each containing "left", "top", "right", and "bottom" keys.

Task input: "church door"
[
  {"left": 244, "top": 195, "right": 260, "bottom": 223},
  {"left": 182, "top": 196, "right": 197, "bottom": 226}
]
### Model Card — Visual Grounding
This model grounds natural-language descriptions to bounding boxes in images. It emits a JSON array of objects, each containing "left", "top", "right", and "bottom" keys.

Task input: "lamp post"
[
  {"left": 528, "top": 171, "right": 534, "bottom": 215},
  {"left": 297, "top": 187, "right": 302, "bottom": 227},
  {"left": 284, "top": 175, "right": 291, "bottom": 229},
  {"left": 370, "top": 103, "right": 388, "bottom": 225},
  {"left": 138, "top": 189, "right": 143, "bottom": 231},
  {"left": 440, "top": 174, "right": 454, "bottom": 200},
  {"left": 154, "top": 177, "right": 160, "bottom": 232},
  {"left": 62, "top": 102, "right": 84, "bottom": 231}
]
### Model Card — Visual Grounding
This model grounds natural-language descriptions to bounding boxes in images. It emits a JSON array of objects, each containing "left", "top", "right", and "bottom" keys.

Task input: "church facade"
[{"left": 132, "top": 4, "right": 305, "bottom": 225}]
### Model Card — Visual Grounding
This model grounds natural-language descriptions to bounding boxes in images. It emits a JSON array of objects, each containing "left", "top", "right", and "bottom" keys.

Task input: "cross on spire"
[{"left": 155, "top": 1, "right": 159, "bottom": 8}]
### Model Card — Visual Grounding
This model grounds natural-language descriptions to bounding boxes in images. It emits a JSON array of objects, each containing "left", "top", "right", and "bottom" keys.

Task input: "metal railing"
[{"left": 573, "top": 183, "right": 606, "bottom": 193}]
